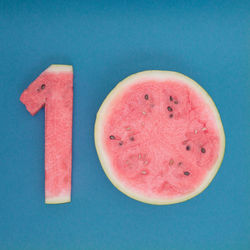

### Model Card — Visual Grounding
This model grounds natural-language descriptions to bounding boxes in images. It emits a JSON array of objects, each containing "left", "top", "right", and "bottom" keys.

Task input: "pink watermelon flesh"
[
  {"left": 96, "top": 72, "right": 225, "bottom": 204},
  {"left": 20, "top": 65, "right": 73, "bottom": 204}
]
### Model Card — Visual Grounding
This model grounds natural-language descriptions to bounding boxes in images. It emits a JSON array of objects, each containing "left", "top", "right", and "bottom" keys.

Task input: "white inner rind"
[
  {"left": 46, "top": 64, "right": 73, "bottom": 73},
  {"left": 45, "top": 194, "right": 71, "bottom": 204},
  {"left": 95, "top": 71, "right": 225, "bottom": 205}
]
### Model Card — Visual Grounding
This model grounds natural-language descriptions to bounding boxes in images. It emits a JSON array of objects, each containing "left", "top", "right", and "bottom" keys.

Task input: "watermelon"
[
  {"left": 20, "top": 65, "right": 73, "bottom": 204},
  {"left": 95, "top": 71, "right": 225, "bottom": 204}
]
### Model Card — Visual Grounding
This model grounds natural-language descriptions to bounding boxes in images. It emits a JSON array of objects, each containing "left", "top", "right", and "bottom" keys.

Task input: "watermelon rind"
[
  {"left": 46, "top": 64, "right": 73, "bottom": 73},
  {"left": 45, "top": 195, "right": 71, "bottom": 204}
]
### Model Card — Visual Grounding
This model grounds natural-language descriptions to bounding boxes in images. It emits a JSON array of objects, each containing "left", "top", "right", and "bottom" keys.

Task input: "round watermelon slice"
[{"left": 95, "top": 71, "right": 225, "bottom": 204}]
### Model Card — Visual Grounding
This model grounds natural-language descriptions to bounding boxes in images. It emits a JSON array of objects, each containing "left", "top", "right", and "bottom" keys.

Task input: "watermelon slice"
[
  {"left": 95, "top": 71, "right": 225, "bottom": 204},
  {"left": 20, "top": 65, "right": 73, "bottom": 204}
]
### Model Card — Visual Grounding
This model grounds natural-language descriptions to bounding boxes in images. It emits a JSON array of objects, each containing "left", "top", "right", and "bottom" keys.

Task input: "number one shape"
[{"left": 20, "top": 65, "right": 73, "bottom": 204}]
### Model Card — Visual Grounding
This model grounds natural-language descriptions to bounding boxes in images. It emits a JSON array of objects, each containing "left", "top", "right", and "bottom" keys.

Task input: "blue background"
[{"left": 0, "top": 0, "right": 249, "bottom": 249}]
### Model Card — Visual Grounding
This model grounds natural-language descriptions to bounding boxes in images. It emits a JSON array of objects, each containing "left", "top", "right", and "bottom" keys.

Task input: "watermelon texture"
[
  {"left": 95, "top": 71, "right": 225, "bottom": 204},
  {"left": 20, "top": 65, "right": 73, "bottom": 204}
]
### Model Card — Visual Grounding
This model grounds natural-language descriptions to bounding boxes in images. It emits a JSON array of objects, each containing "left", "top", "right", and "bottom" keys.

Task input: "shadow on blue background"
[{"left": 0, "top": 0, "right": 249, "bottom": 249}]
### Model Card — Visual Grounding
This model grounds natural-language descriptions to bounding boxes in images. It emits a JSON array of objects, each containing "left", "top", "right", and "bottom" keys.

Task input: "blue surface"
[{"left": 0, "top": 0, "right": 249, "bottom": 249}]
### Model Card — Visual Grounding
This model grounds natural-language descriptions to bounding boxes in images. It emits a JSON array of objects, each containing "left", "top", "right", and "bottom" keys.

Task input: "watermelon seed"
[
  {"left": 130, "top": 137, "right": 135, "bottom": 141},
  {"left": 194, "top": 130, "right": 198, "bottom": 134},
  {"left": 169, "top": 159, "right": 174, "bottom": 166},
  {"left": 109, "top": 135, "right": 115, "bottom": 140},
  {"left": 201, "top": 147, "right": 206, "bottom": 153},
  {"left": 184, "top": 171, "right": 190, "bottom": 176},
  {"left": 119, "top": 141, "right": 123, "bottom": 146},
  {"left": 167, "top": 106, "right": 173, "bottom": 112},
  {"left": 144, "top": 94, "right": 149, "bottom": 100},
  {"left": 186, "top": 145, "right": 191, "bottom": 151},
  {"left": 202, "top": 127, "right": 207, "bottom": 131},
  {"left": 170, "top": 96, "right": 173, "bottom": 101},
  {"left": 142, "top": 111, "right": 147, "bottom": 115},
  {"left": 174, "top": 100, "right": 178, "bottom": 104},
  {"left": 178, "top": 162, "right": 182, "bottom": 166},
  {"left": 37, "top": 88, "right": 41, "bottom": 92},
  {"left": 126, "top": 127, "right": 131, "bottom": 130},
  {"left": 169, "top": 114, "right": 173, "bottom": 118},
  {"left": 141, "top": 170, "right": 148, "bottom": 175},
  {"left": 41, "top": 84, "right": 46, "bottom": 89},
  {"left": 138, "top": 154, "right": 142, "bottom": 159},
  {"left": 144, "top": 161, "right": 148, "bottom": 165}
]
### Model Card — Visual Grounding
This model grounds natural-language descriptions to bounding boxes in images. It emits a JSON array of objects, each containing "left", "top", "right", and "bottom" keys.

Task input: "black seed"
[
  {"left": 174, "top": 100, "right": 178, "bottom": 104},
  {"left": 167, "top": 106, "right": 173, "bottom": 112},
  {"left": 201, "top": 147, "right": 206, "bottom": 153},
  {"left": 119, "top": 141, "right": 123, "bottom": 146},
  {"left": 109, "top": 135, "right": 115, "bottom": 140},
  {"left": 144, "top": 94, "right": 149, "bottom": 100},
  {"left": 41, "top": 84, "right": 46, "bottom": 89},
  {"left": 169, "top": 114, "right": 173, "bottom": 118},
  {"left": 170, "top": 96, "right": 173, "bottom": 101},
  {"left": 184, "top": 171, "right": 190, "bottom": 176},
  {"left": 130, "top": 137, "right": 135, "bottom": 141},
  {"left": 186, "top": 145, "right": 191, "bottom": 151}
]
